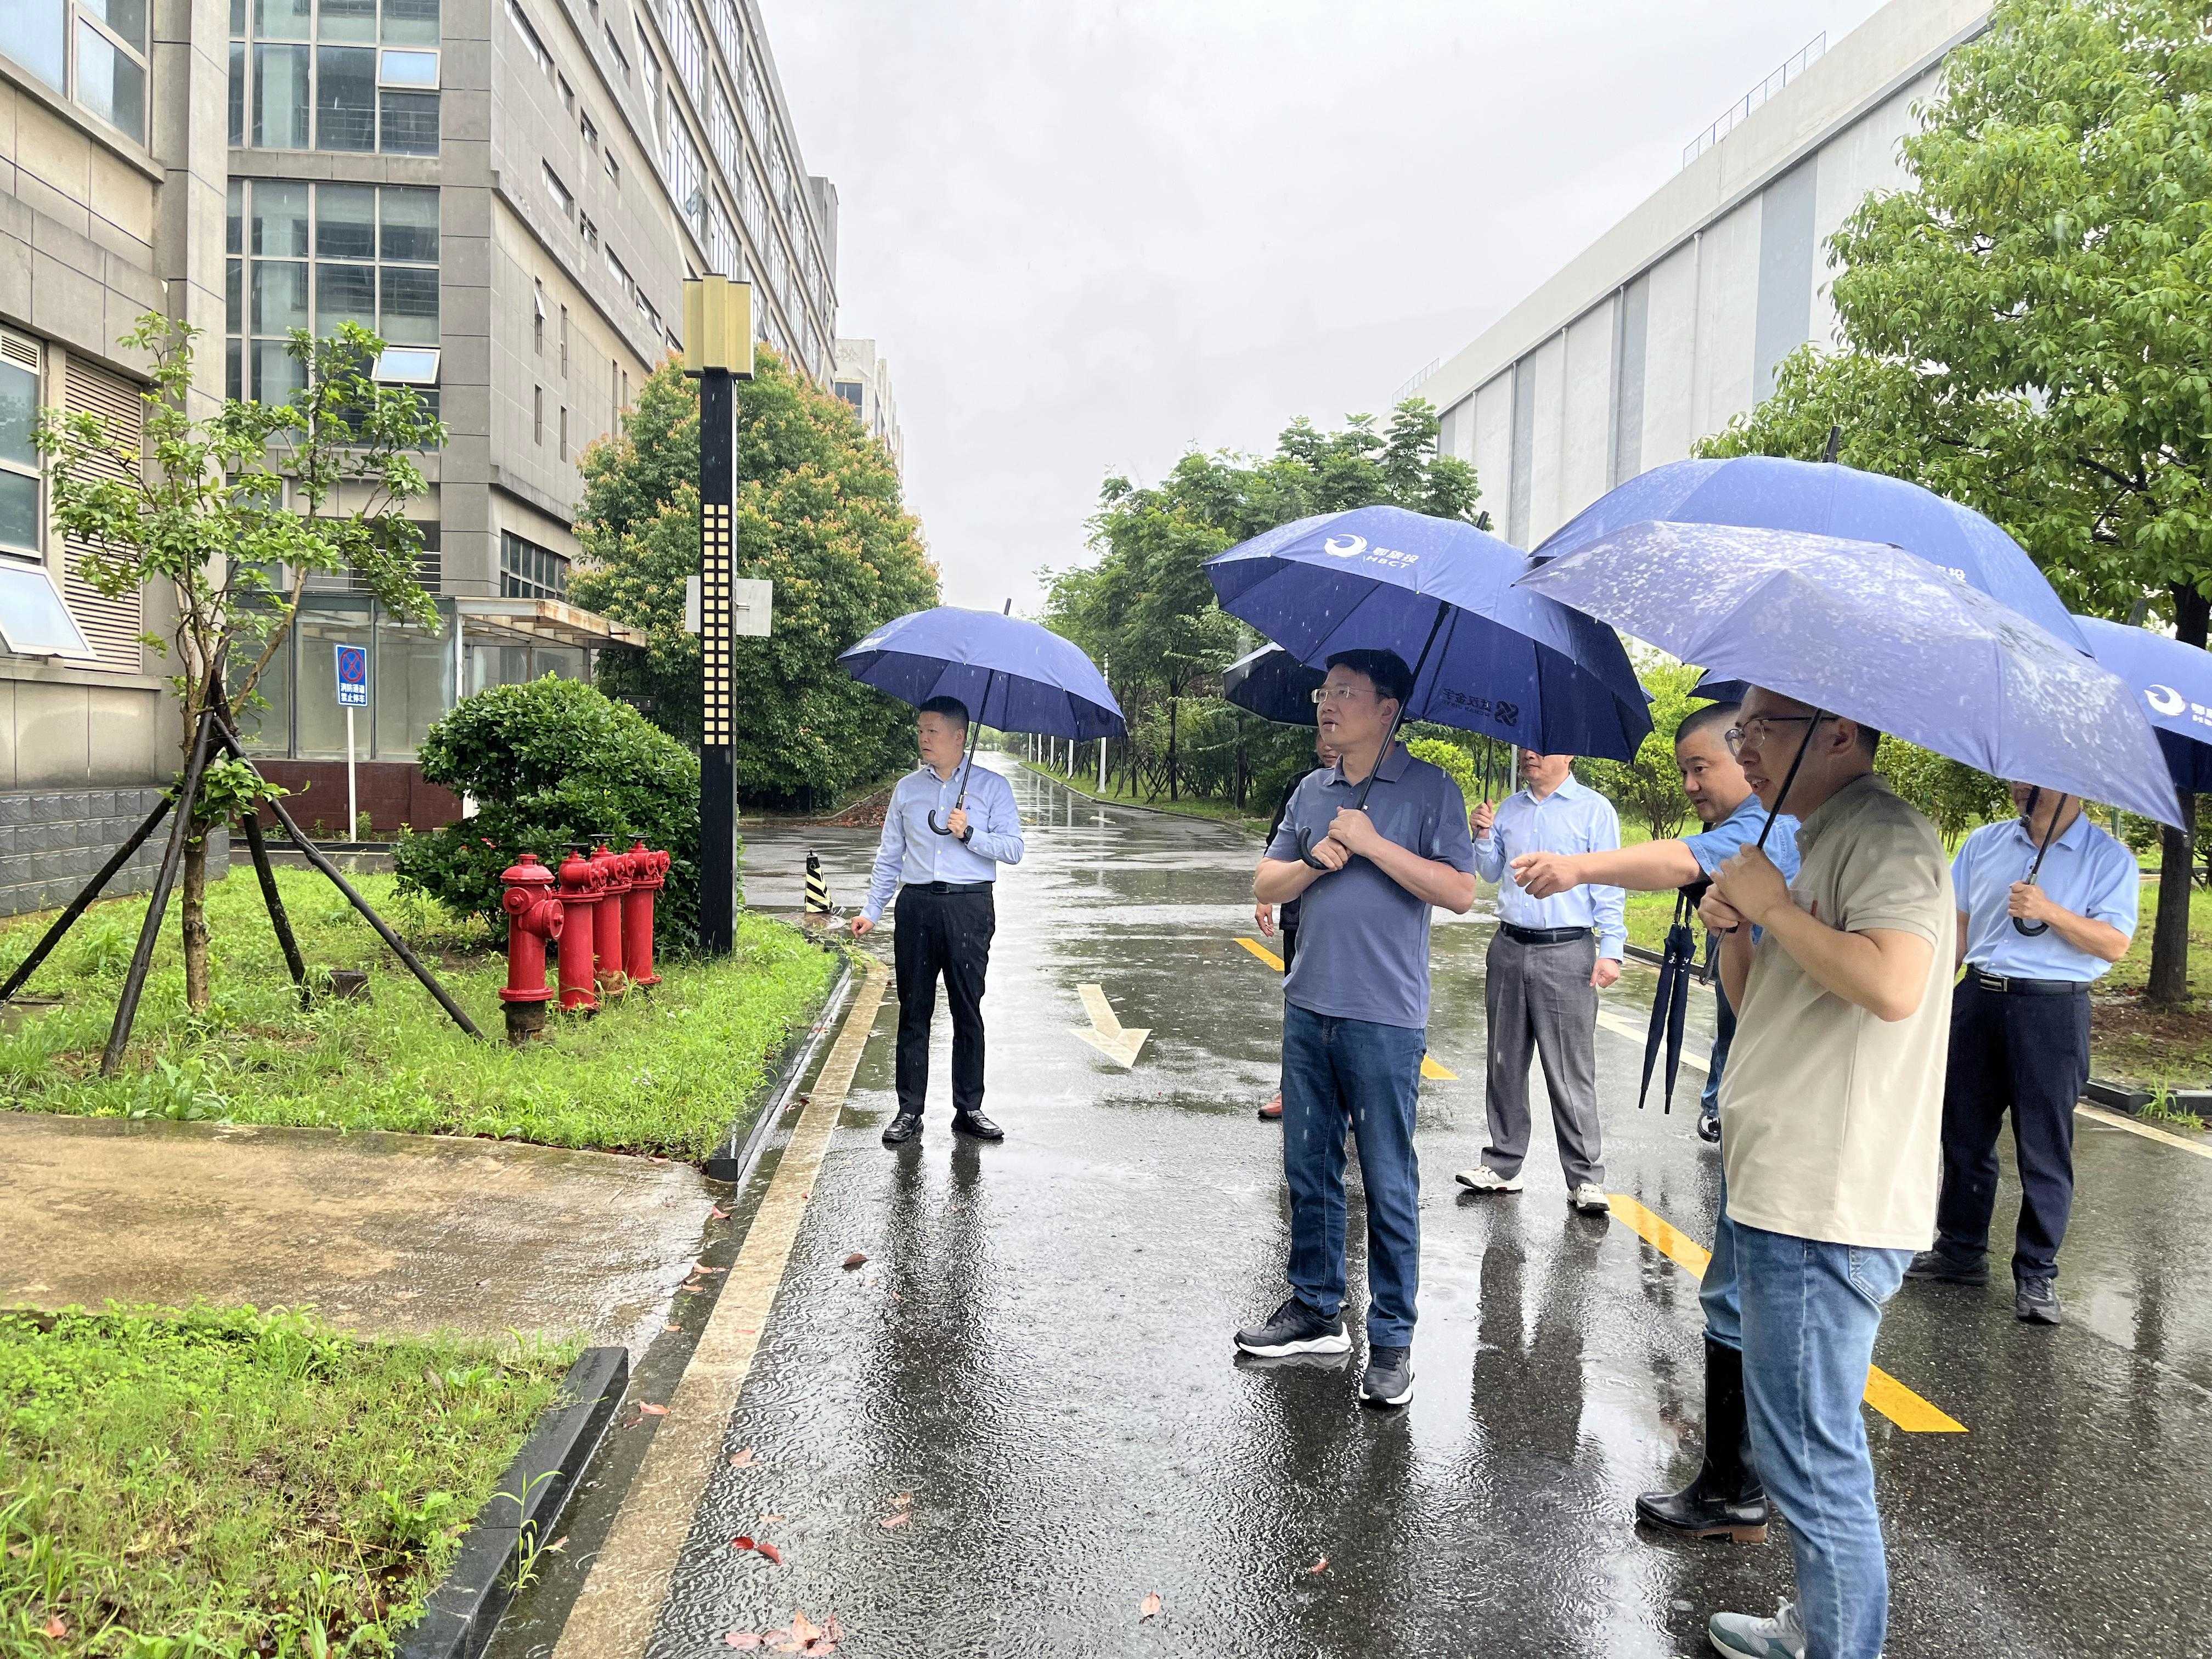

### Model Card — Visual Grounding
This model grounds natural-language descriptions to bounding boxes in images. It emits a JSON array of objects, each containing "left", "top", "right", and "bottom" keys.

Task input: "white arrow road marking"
[{"left": 1074, "top": 983, "right": 1149, "bottom": 1068}]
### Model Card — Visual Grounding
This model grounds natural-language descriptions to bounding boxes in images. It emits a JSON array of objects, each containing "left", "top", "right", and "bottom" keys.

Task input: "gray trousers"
[{"left": 1483, "top": 930, "right": 1605, "bottom": 1187}]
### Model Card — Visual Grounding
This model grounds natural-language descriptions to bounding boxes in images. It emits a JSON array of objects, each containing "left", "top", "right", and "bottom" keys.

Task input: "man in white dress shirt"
[{"left": 852, "top": 696, "right": 1025, "bottom": 1146}]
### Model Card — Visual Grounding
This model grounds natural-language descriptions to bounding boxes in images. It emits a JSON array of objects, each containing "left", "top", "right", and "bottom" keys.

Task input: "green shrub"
[
  {"left": 392, "top": 677, "right": 715, "bottom": 951},
  {"left": 1405, "top": 736, "right": 1477, "bottom": 804}
]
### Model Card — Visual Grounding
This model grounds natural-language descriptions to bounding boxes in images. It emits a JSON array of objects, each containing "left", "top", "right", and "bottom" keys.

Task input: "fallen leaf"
[
  {"left": 878, "top": 1512, "right": 909, "bottom": 1530},
  {"left": 638, "top": 1403, "right": 669, "bottom": 1417},
  {"left": 840, "top": 1253, "right": 868, "bottom": 1271},
  {"left": 423, "top": 1368, "right": 444, "bottom": 1392},
  {"left": 729, "top": 1448, "right": 755, "bottom": 1468},
  {"left": 890, "top": 1492, "right": 912, "bottom": 1508},
  {"left": 1139, "top": 1593, "right": 1161, "bottom": 1620},
  {"left": 757, "top": 1540, "right": 784, "bottom": 1565},
  {"left": 723, "top": 1634, "right": 762, "bottom": 1650},
  {"left": 759, "top": 1513, "right": 786, "bottom": 1523},
  {"left": 695, "top": 1262, "right": 726, "bottom": 1274},
  {"left": 665, "top": 1323, "right": 684, "bottom": 1333},
  {"left": 546, "top": 1536, "right": 567, "bottom": 1553},
  {"left": 789, "top": 1612, "right": 820, "bottom": 1645},
  {"left": 43, "top": 1617, "right": 66, "bottom": 1640},
  {"left": 1307, "top": 1555, "right": 1328, "bottom": 1574},
  {"left": 710, "top": 1206, "right": 731, "bottom": 1220}
]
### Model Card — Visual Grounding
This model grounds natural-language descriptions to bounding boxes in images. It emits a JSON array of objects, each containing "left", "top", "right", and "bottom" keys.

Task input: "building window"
[
  {"left": 558, "top": 404, "right": 568, "bottom": 460},
  {"left": 500, "top": 531, "right": 569, "bottom": 599},
  {"left": 227, "top": 179, "right": 441, "bottom": 408},
  {"left": 506, "top": 0, "right": 550, "bottom": 75},
  {"left": 533, "top": 385, "right": 544, "bottom": 443},
  {"left": 532, "top": 283, "right": 546, "bottom": 353},
  {"left": 0, "top": 329, "right": 102, "bottom": 662},
  {"left": 708, "top": 0, "right": 740, "bottom": 74},
  {"left": 833, "top": 379, "right": 863, "bottom": 414},
  {"left": 658, "top": 0, "right": 704, "bottom": 99},
  {"left": 232, "top": 0, "right": 439, "bottom": 156},
  {"left": 558, "top": 304, "right": 569, "bottom": 375},
  {"left": 1, "top": 1, "right": 149, "bottom": 144},
  {"left": 665, "top": 101, "right": 705, "bottom": 241},
  {"left": 541, "top": 161, "right": 572, "bottom": 221},
  {"left": 602, "top": 21, "right": 628, "bottom": 81}
]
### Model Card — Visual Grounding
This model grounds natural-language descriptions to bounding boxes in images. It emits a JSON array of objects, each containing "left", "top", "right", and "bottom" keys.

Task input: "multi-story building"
[
  {"left": 1407, "top": 0, "right": 1990, "bottom": 550},
  {"left": 832, "top": 335, "right": 901, "bottom": 476},
  {"left": 0, "top": 0, "right": 843, "bottom": 898}
]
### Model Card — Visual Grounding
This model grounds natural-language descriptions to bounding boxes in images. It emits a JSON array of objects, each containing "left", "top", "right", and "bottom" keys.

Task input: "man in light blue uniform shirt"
[
  {"left": 1908, "top": 784, "right": 2137, "bottom": 1325},
  {"left": 1459, "top": 749, "right": 1627, "bottom": 1215},
  {"left": 852, "top": 695, "right": 1025, "bottom": 1147}
]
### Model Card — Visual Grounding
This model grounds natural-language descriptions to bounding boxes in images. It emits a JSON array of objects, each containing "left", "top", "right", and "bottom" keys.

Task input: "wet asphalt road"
[{"left": 662, "top": 761, "right": 2212, "bottom": 1657}]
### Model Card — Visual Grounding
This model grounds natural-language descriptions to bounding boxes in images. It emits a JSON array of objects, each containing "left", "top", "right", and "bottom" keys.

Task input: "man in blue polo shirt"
[
  {"left": 1498, "top": 699, "right": 1801, "bottom": 1545},
  {"left": 1235, "top": 648, "right": 1477, "bottom": 1410},
  {"left": 1908, "top": 783, "right": 2137, "bottom": 1325}
]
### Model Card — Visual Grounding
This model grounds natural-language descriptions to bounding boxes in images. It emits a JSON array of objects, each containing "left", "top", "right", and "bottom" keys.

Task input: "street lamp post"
[{"left": 683, "top": 276, "right": 755, "bottom": 956}]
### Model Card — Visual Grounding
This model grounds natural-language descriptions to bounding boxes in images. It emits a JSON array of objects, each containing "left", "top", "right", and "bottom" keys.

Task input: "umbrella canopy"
[
  {"left": 1206, "top": 505, "right": 1651, "bottom": 761},
  {"left": 838, "top": 606, "right": 1125, "bottom": 740},
  {"left": 2075, "top": 615, "right": 2212, "bottom": 795},
  {"left": 1221, "top": 643, "right": 1323, "bottom": 727},
  {"left": 1517, "top": 521, "right": 2185, "bottom": 828},
  {"left": 1536, "top": 456, "right": 2092, "bottom": 656}
]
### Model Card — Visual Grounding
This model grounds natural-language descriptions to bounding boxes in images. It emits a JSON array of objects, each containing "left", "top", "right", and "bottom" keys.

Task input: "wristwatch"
[{"left": 959, "top": 825, "right": 974, "bottom": 844}]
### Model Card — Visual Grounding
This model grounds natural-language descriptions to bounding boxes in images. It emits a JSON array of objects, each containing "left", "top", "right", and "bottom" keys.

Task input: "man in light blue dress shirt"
[
  {"left": 851, "top": 696, "right": 1025, "bottom": 1147},
  {"left": 1459, "top": 751, "right": 1627, "bottom": 1214},
  {"left": 1908, "top": 785, "right": 2137, "bottom": 1325}
]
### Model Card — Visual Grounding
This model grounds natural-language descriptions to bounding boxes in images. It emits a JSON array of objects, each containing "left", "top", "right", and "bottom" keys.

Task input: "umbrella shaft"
[{"left": 1349, "top": 605, "right": 1452, "bottom": 812}]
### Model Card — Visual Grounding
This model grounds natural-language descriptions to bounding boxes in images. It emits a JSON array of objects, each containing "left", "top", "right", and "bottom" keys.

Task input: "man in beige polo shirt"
[{"left": 1693, "top": 687, "right": 1954, "bottom": 1659}]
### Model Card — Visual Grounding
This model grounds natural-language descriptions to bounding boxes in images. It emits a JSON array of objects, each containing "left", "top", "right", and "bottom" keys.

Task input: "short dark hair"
[
  {"left": 1675, "top": 702, "right": 1739, "bottom": 749},
  {"left": 1846, "top": 719, "right": 1882, "bottom": 758},
  {"left": 1323, "top": 648, "right": 1415, "bottom": 708},
  {"left": 918, "top": 695, "right": 970, "bottom": 729}
]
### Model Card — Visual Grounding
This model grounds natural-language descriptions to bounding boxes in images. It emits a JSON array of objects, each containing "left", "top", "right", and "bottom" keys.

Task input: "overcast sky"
[{"left": 764, "top": 0, "right": 1889, "bottom": 613}]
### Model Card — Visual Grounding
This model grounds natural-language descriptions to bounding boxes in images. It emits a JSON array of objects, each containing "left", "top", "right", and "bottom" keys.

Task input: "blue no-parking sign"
[{"left": 335, "top": 644, "right": 369, "bottom": 708}]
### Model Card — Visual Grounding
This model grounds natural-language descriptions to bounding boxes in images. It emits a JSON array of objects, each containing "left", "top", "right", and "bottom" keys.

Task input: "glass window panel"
[
  {"left": 372, "top": 602, "right": 452, "bottom": 760},
  {"left": 295, "top": 601, "right": 374, "bottom": 760},
  {"left": 252, "top": 179, "right": 309, "bottom": 255},
  {"left": 379, "top": 187, "right": 439, "bottom": 262},
  {"left": 255, "top": 0, "right": 310, "bottom": 38},
  {"left": 231, "top": 0, "right": 245, "bottom": 32},
  {"left": 225, "top": 258, "right": 242, "bottom": 333},
  {"left": 226, "top": 337, "right": 243, "bottom": 403},
  {"left": 81, "top": 0, "right": 148, "bottom": 53},
  {"left": 78, "top": 24, "right": 148, "bottom": 143},
  {"left": 228, "top": 42, "right": 246, "bottom": 143},
  {"left": 315, "top": 182, "right": 376, "bottom": 259},
  {"left": 319, "top": 0, "right": 374, "bottom": 42},
  {"left": 251, "top": 260, "right": 308, "bottom": 333},
  {"left": 230, "top": 614, "right": 292, "bottom": 752},
  {"left": 0, "top": 562, "right": 95, "bottom": 659},
  {"left": 378, "top": 48, "right": 436, "bottom": 86},
  {"left": 378, "top": 266, "right": 438, "bottom": 344},
  {"left": 373, "top": 346, "right": 438, "bottom": 384},
  {"left": 316, "top": 263, "right": 376, "bottom": 336},
  {"left": 227, "top": 180, "right": 243, "bottom": 253},
  {"left": 378, "top": 89, "right": 438, "bottom": 153},
  {"left": 252, "top": 42, "right": 311, "bottom": 146},
  {"left": 1, "top": 2, "right": 69, "bottom": 91},
  {"left": 382, "top": 0, "right": 438, "bottom": 45},
  {"left": 0, "top": 472, "right": 40, "bottom": 554},
  {"left": 252, "top": 338, "right": 306, "bottom": 405},
  {"left": 315, "top": 44, "right": 375, "bottom": 150},
  {"left": 0, "top": 363, "right": 38, "bottom": 472}
]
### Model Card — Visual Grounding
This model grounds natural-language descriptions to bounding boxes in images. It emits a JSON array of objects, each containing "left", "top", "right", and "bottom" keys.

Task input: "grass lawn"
[
  {"left": 2091, "top": 881, "right": 2212, "bottom": 1092},
  {"left": 0, "top": 1304, "right": 572, "bottom": 1659},
  {"left": 0, "top": 868, "right": 841, "bottom": 1161}
]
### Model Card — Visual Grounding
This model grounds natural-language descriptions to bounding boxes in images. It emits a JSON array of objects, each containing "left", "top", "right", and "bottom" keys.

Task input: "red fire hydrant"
[
  {"left": 556, "top": 846, "right": 602, "bottom": 1012},
  {"left": 591, "top": 840, "right": 631, "bottom": 998},
  {"left": 499, "top": 853, "right": 563, "bottom": 1043},
  {"left": 623, "top": 839, "right": 667, "bottom": 989}
]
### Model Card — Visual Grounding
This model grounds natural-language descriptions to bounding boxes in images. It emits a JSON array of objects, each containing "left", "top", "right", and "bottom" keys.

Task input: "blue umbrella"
[
  {"left": 1537, "top": 456, "right": 2093, "bottom": 656},
  {"left": 1518, "top": 521, "right": 2185, "bottom": 828},
  {"left": 839, "top": 604, "right": 1125, "bottom": 834},
  {"left": 2075, "top": 616, "right": 2212, "bottom": 795},
  {"left": 1206, "top": 506, "right": 1652, "bottom": 800},
  {"left": 1222, "top": 643, "right": 1322, "bottom": 727}
]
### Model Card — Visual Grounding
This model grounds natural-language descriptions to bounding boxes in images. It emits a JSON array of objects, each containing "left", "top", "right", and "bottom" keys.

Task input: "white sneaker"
[
  {"left": 1569, "top": 1182, "right": 1612, "bottom": 1215},
  {"left": 1708, "top": 1600, "right": 1806, "bottom": 1659},
  {"left": 1455, "top": 1165, "right": 1523, "bottom": 1193}
]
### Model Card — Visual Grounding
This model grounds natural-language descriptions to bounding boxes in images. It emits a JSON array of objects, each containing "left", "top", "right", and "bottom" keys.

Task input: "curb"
[
  {"left": 398, "top": 1345, "right": 630, "bottom": 1659},
  {"left": 1019, "top": 762, "right": 1263, "bottom": 836},
  {"left": 703, "top": 950, "right": 856, "bottom": 1182}
]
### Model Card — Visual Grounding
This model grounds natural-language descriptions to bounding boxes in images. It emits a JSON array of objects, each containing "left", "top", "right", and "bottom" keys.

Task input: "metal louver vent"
[
  {"left": 60, "top": 354, "right": 146, "bottom": 674},
  {"left": 0, "top": 331, "right": 37, "bottom": 373}
]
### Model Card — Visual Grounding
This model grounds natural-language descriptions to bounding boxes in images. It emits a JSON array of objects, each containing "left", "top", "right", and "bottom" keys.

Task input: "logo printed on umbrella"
[
  {"left": 2146, "top": 684, "right": 2186, "bottom": 717},
  {"left": 1436, "top": 689, "right": 1522, "bottom": 726},
  {"left": 1323, "top": 533, "right": 1368, "bottom": 558}
]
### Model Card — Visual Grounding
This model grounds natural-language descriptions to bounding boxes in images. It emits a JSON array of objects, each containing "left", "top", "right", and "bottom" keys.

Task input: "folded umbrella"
[
  {"left": 839, "top": 604, "right": 1125, "bottom": 834},
  {"left": 1517, "top": 521, "right": 2185, "bottom": 828},
  {"left": 1636, "top": 889, "right": 1703, "bottom": 1115},
  {"left": 1222, "top": 643, "right": 1323, "bottom": 727},
  {"left": 1206, "top": 506, "right": 1652, "bottom": 807},
  {"left": 1536, "top": 455, "right": 2092, "bottom": 655}
]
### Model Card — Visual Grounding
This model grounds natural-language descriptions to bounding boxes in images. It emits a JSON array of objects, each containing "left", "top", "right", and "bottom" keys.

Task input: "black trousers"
[
  {"left": 1933, "top": 977, "right": 2091, "bottom": 1282},
  {"left": 893, "top": 887, "right": 995, "bottom": 1116}
]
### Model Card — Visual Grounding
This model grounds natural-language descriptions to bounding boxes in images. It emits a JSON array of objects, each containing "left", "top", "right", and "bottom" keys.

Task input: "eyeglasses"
[
  {"left": 1310, "top": 686, "right": 1370, "bottom": 706},
  {"left": 1723, "top": 714, "right": 1819, "bottom": 755}
]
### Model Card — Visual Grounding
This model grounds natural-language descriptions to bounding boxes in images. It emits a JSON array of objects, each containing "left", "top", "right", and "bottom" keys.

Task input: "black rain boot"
[{"left": 1635, "top": 1336, "right": 1770, "bottom": 1543}]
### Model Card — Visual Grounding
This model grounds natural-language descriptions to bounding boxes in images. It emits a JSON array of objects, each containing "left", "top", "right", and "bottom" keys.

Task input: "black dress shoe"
[
  {"left": 2016, "top": 1277, "right": 2062, "bottom": 1325},
  {"left": 881, "top": 1112, "right": 923, "bottom": 1146},
  {"left": 951, "top": 1110, "right": 1005, "bottom": 1141},
  {"left": 1905, "top": 1249, "right": 1988, "bottom": 1285}
]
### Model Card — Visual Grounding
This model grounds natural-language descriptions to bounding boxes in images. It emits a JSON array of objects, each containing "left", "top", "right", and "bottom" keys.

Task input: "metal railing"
[
  {"left": 1681, "top": 32, "right": 1826, "bottom": 169},
  {"left": 1393, "top": 357, "right": 1443, "bottom": 402}
]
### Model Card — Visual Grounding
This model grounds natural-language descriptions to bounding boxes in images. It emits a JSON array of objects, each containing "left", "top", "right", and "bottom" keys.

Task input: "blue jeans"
[
  {"left": 1280, "top": 1003, "right": 1425, "bottom": 1347},
  {"left": 1700, "top": 1165, "right": 1742, "bottom": 1350},
  {"left": 1700, "top": 974, "right": 1735, "bottom": 1118},
  {"left": 1736, "top": 1222, "right": 1912, "bottom": 1659}
]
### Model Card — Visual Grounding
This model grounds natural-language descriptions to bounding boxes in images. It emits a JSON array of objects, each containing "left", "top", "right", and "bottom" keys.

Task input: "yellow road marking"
[
  {"left": 1606, "top": 1193, "right": 1967, "bottom": 1435},
  {"left": 1235, "top": 938, "right": 1456, "bottom": 1080},
  {"left": 2076, "top": 1102, "right": 2212, "bottom": 1160}
]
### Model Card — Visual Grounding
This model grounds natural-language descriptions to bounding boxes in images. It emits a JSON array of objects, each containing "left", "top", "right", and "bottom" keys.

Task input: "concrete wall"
[{"left": 0, "top": 787, "right": 229, "bottom": 918}]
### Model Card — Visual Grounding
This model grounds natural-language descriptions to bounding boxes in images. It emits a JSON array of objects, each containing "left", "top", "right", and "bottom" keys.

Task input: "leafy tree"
[
  {"left": 1875, "top": 739, "right": 2014, "bottom": 846},
  {"left": 37, "top": 315, "right": 439, "bottom": 1010},
  {"left": 1579, "top": 658, "right": 1705, "bottom": 842},
  {"left": 1700, "top": 0, "right": 2212, "bottom": 1002},
  {"left": 568, "top": 348, "right": 938, "bottom": 806},
  {"left": 1045, "top": 399, "right": 1481, "bottom": 802}
]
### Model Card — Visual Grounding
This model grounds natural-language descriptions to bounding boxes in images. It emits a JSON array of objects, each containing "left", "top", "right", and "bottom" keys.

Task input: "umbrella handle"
[
  {"left": 928, "top": 670, "right": 995, "bottom": 837},
  {"left": 2009, "top": 788, "right": 2066, "bottom": 937}
]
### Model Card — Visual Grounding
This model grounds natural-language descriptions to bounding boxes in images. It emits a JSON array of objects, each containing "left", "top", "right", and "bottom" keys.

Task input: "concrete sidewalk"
[{"left": 0, "top": 1113, "right": 720, "bottom": 1353}]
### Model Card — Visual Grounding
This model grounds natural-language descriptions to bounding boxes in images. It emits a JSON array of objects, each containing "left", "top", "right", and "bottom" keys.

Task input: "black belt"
[
  {"left": 1968, "top": 969, "right": 2089, "bottom": 996},
  {"left": 911, "top": 880, "right": 992, "bottom": 895},
  {"left": 1501, "top": 923, "right": 1590, "bottom": 946}
]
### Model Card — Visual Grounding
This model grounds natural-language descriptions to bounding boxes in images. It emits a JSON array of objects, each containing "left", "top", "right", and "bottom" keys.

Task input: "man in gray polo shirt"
[{"left": 1235, "top": 648, "right": 1477, "bottom": 1409}]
